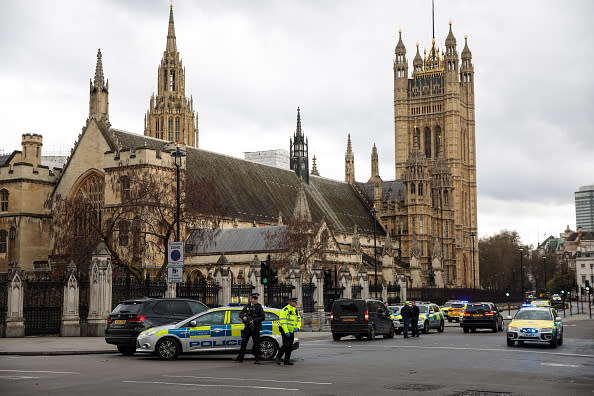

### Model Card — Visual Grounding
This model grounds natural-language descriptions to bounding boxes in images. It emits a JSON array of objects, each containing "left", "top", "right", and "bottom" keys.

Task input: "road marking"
[
  {"left": 163, "top": 375, "right": 331, "bottom": 385},
  {"left": 0, "top": 375, "right": 41, "bottom": 380},
  {"left": 541, "top": 362, "right": 580, "bottom": 368},
  {"left": 389, "top": 345, "right": 594, "bottom": 358},
  {"left": 123, "top": 380, "right": 299, "bottom": 391},
  {"left": 0, "top": 369, "right": 80, "bottom": 375}
]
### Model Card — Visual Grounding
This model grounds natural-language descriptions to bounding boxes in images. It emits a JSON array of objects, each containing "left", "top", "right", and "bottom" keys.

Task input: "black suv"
[
  {"left": 460, "top": 302, "right": 504, "bottom": 333},
  {"left": 331, "top": 298, "right": 394, "bottom": 341},
  {"left": 105, "top": 298, "right": 208, "bottom": 354}
]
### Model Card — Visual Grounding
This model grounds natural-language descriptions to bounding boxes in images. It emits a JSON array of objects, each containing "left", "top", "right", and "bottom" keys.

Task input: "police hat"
[
  {"left": 250, "top": 293, "right": 260, "bottom": 299},
  {"left": 288, "top": 297, "right": 298, "bottom": 303}
]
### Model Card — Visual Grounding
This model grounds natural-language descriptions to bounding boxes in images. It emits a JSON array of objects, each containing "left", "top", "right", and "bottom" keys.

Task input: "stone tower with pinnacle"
[
  {"left": 89, "top": 49, "right": 109, "bottom": 124},
  {"left": 144, "top": 4, "right": 198, "bottom": 147},
  {"left": 290, "top": 108, "right": 309, "bottom": 183},
  {"left": 344, "top": 134, "right": 355, "bottom": 184}
]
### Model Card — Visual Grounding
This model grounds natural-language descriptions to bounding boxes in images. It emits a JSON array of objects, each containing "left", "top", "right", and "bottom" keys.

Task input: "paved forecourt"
[{"left": 1, "top": 321, "right": 593, "bottom": 395}]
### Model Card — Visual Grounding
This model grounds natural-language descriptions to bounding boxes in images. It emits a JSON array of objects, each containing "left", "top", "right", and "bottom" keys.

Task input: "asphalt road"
[{"left": 1, "top": 321, "right": 593, "bottom": 396}]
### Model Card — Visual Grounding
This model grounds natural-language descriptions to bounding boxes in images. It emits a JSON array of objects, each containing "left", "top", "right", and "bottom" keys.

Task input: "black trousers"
[
  {"left": 237, "top": 325, "right": 260, "bottom": 360},
  {"left": 403, "top": 318, "right": 411, "bottom": 337},
  {"left": 411, "top": 318, "right": 419, "bottom": 336},
  {"left": 277, "top": 332, "right": 294, "bottom": 363}
]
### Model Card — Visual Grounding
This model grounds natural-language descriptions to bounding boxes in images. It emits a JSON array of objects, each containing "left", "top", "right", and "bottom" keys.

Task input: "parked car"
[
  {"left": 460, "top": 302, "right": 504, "bottom": 333},
  {"left": 392, "top": 302, "right": 444, "bottom": 334},
  {"left": 331, "top": 299, "right": 394, "bottom": 341},
  {"left": 105, "top": 297, "right": 208, "bottom": 355}
]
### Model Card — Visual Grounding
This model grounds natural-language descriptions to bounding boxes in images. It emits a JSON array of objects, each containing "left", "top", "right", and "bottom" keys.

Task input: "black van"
[{"left": 331, "top": 299, "right": 394, "bottom": 341}]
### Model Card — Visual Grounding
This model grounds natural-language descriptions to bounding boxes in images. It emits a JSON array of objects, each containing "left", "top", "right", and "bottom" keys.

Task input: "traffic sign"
[
  {"left": 168, "top": 241, "right": 184, "bottom": 266},
  {"left": 168, "top": 265, "right": 183, "bottom": 283}
]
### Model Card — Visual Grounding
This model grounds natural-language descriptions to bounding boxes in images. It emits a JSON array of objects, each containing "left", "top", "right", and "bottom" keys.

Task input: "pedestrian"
[
  {"left": 400, "top": 301, "right": 412, "bottom": 338},
  {"left": 233, "top": 293, "right": 265, "bottom": 364},
  {"left": 276, "top": 297, "right": 301, "bottom": 366},
  {"left": 411, "top": 301, "right": 420, "bottom": 337}
]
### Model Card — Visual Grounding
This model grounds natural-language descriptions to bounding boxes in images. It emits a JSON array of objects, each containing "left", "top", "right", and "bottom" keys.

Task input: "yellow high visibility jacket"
[{"left": 279, "top": 304, "right": 302, "bottom": 334}]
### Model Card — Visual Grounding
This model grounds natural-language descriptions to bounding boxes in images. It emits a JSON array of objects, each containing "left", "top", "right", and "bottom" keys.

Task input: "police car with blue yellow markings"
[
  {"left": 393, "top": 303, "right": 445, "bottom": 334},
  {"left": 136, "top": 306, "right": 298, "bottom": 360}
]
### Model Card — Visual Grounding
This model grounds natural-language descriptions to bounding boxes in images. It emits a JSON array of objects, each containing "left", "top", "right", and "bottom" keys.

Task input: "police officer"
[
  {"left": 411, "top": 301, "right": 420, "bottom": 337},
  {"left": 401, "top": 301, "right": 412, "bottom": 338},
  {"left": 234, "top": 293, "right": 265, "bottom": 364},
  {"left": 276, "top": 297, "right": 301, "bottom": 366}
]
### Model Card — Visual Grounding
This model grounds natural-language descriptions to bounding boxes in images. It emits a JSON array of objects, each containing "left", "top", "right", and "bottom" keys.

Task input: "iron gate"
[
  {"left": 231, "top": 282, "right": 254, "bottom": 306},
  {"left": 323, "top": 286, "right": 344, "bottom": 312},
  {"left": 369, "top": 282, "right": 383, "bottom": 299},
  {"left": 351, "top": 284, "right": 362, "bottom": 299},
  {"left": 112, "top": 276, "right": 167, "bottom": 308},
  {"left": 387, "top": 282, "right": 401, "bottom": 304},
  {"left": 302, "top": 282, "right": 316, "bottom": 313},
  {"left": 0, "top": 272, "right": 7, "bottom": 328},
  {"left": 264, "top": 283, "right": 295, "bottom": 308},
  {"left": 177, "top": 279, "right": 220, "bottom": 307},
  {"left": 79, "top": 273, "right": 89, "bottom": 324},
  {"left": 24, "top": 272, "right": 63, "bottom": 336}
]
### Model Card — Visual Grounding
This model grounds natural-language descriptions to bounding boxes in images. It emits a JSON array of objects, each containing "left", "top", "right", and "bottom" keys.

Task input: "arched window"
[
  {"left": 0, "top": 189, "right": 8, "bottom": 212},
  {"left": 169, "top": 70, "right": 176, "bottom": 91},
  {"left": 424, "top": 127, "right": 432, "bottom": 158},
  {"left": 73, "top": 171, "right": 105, "bottom": 233},
  {"left": 8, "top": 226, "right": 16, "bottom": 261},
  {"left": 0, "top": 230, "right": 7, "bottom": 253},
  {"left": 168, "top": 118, "right": 173, "bottom": 141},
  {"left": 413, "top": 127, "right": 421, "bottom": 148},
  {"left": 418, "top": 182, "right": 423, "bottom": 196},
  {"left": 119, "top": 220, "right": 129, "bottom": 247},
  {"left": 410, "top": 183, "right": 416, "bottom": 194},
  {"left": 120, "top": 176, "right": 131, "bottom": 201},
  {"left": 175, "top": 118, "right": 180, "bottom": 141},
  {"left": 435, "top": 126, "right": 442, "bottom": 154}
]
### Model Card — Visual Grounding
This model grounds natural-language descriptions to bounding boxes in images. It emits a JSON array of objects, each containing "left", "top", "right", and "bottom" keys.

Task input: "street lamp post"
[
  {"left": 519, "top": 247, "right": 524, "bottom": 300},
  {"left": 371, "top": 208, "right": 378, "bottom": 299},
  {"left": 171, "top": 146, "right": 186, "bottom": 242},
  {"left": 470, "top": 232, "right": 476, "bottom": 289},
  {"left": 542, "top": 255, "right": 547, "bottom": 294}
]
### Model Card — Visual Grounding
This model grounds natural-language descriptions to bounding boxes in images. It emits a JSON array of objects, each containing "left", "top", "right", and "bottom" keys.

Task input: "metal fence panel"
[
  {"left": 407, "top": 288, "right": 522, "bottom": 305},
  {"left": 351, "top": 285, "right": 362, "bottom": 299},
  {"left": 112, "top": 276, "right": 167, "bottom": 309},
  {"left": 302, "top": 283, "right": 316, "bottom": 313},
  {"left": 177, "top": 280, "right": 220, "bottom": 308},
  {"left": 230, "top": 282, "right": 254, "bottom": 306},
  {"left": 323, "top": 286, "right": 344, "bottom": 312},
  {"left": 264, "top": 283, "right": 295, "bottom": 308},
  {"left": 24, "top": 272, "right": 63, "bottom": 336},
  {"left": 0, "top": 272, "right": 7, "bottom": 326}
]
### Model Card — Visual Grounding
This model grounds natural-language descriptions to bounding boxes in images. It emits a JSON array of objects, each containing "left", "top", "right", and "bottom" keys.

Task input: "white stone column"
[
  {"left": 358, "top": 267, "right": 369, "bottom": 300},
  {"left": 288, "top": 261, "right": 302, "bottom": 311},
  {"left": 61, "top": 261, "right": 80, "bottom": 336},
  {"left": 311, "top": 263, "right": 324, "bottom": 312},
  {"left": 398, "top": 274, "right": 407, "bottom": 302},
  {"left": 248, "top": 255, "right": 263, "bottom": 300},
  {"left": 214, "top": 265, "right": 231, "bottom": 307},
  {"left": 87, "top": 242, "right": 113, "bottom": 337},
  {"left": 340, "top": 265, "right": 352, "bottom": 299},
  {"left": 381, "top": 279, "right": 388, "bottom": 302},
  {"left": 5, "top": 263, "right": 24, "bottom": 337},
  {"left": 165, "top": 282, "right": 177, "bottom": 298}
]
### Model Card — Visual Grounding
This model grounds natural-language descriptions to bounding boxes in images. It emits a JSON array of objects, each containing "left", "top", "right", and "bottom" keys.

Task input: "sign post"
[{"left": 168, "top": 241, "right": 184, "bottom": 283}]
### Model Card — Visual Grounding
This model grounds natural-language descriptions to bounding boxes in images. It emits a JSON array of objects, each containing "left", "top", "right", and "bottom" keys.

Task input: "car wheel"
[
  {"left": 549, "top": 337, "right": 557, "bottom": 349},
  {"left": 438, "top": 320, "right": 444, "bottom": 333},
  {"left": 386, "top": 325, "right": 395, "bottom": 339},
  {"left": 557, "top": 332, "right": 563, "bottom": 346},
  {"left": 463, "top": 327, "right": 469, "bottom": 333},
  {"left": 355, "top": 334, "right": 363, "bottom": 340},
  {"left": 455, "top": 318, "right": 459, "bottom": 323},
  {"left": 471, "top": 328, "right": 476, "bottom": 333},
  {"left": 117, "top": 344, "right": 136, "bottom": 356},
  {"left": 332, "top": 333, "right": 342, "bottom": 341},
  {"left": 395, "top": 329, "right": 402, "bottom": 335},
  {"left": 491, "top": 321, "right": 498, "bottom": 333},
  {"left": 368, "top": 327, "right": 376, "bottom": 340},
  {"left": 422, "top": 321, "right": 429, "bottom": 334},
  {"left": 448, "top": 318, "right": 452, "bottom": 323},
  {"left": 156, "top": 338, "right": 180, "bottom": 360},
  {"left": 259, "top": 337, "right": 278, "bottom": 360},
  {"left": 498, "top": 320, "right": 504, "bottom": 332},
  {"left": 507, "top": 339, "right": 515, "bottom": 347}
]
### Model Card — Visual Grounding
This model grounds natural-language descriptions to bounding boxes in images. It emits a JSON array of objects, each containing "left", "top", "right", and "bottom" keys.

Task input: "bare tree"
[{"left": 49, "top": 163, "right": 222, "bottom": 279}]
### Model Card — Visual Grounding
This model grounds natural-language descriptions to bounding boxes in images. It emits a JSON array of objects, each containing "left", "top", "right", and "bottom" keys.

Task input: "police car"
[
  {"left": 506, "top": 306, "right": 563, "bottom": 348},
  {"left": 136, "top": 306, "right": 298, "bottom": 360},
  {"left": 393, "top": 303, "right": 445, "bottom": 334}
]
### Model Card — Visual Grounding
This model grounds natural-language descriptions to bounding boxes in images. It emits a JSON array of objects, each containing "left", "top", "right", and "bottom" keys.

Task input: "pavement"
[{"left": 0, "top": 331, "right": 332, "bottom": 356}]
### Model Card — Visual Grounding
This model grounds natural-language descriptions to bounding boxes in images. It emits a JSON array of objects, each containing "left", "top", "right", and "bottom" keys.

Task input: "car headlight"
[
  {"left": 508, "top": 327, "right": 518, "bottom": 332},
  {"left": 140, "top": 328, "right": 157, "bottom": 337},
  {"left": 540, "top": 328, "right": 552, "bottom": 333}
]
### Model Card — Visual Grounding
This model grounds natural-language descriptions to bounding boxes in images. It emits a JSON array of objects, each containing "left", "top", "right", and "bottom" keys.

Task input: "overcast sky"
[{"left": 1, "top": 0, "right": 593, "bottom": 247}]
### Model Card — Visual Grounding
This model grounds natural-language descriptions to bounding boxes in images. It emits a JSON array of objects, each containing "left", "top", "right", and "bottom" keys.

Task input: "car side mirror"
[
  {"left": 506, "top": 316, "right": 512, "bottom": 320},
  {"left": 190, "top": 320, "right": 197, "bottom": 327}
]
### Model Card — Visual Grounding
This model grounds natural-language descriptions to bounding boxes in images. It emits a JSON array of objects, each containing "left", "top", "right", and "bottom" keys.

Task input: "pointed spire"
[
  {"left": 446, "top": 21, "right": 456, "bottom": 46},
  {"left": 296, "top": 107, "right": 303, "bottom": 137},
  {"left": 293, "top": 182, "right": 312, "bottom": 222},
  {"left": 311, "top": 155, "right": 320, "bottom": 176},
  {"left": 347, "top": 133, "right": 352, "bottom": 153},
  {"left": 93, "top": 48, "right": 104, "bottom": 88},
  {"left": 345, "top": 134, "right": 355, "bottom": 183},
  {"left": 413, "top": 43, "right": 423, "bottom": 69},
  {"left": 462, "top": 35, "right": 472, "bottom": 59},
  {"left": 395, "top": 29, "right": 405, "bottom": 53},
  {"left": 370, "top": 143, "right": 379, "bottom": 179},
  {"left": 166, "top": 4, "right": 177, "bottom": 52}
]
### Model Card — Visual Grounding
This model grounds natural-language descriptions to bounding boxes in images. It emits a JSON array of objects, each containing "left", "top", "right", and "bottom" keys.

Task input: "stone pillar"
[
  {"left": 214, "top": 264, "right": 231, "bottom": 307},
  {"left": 61, "top": 261, "right": 80, "bottom": 336},
  {"left": 311, "top": 262, "right": 324, "bottom": 312},
  {"left": 87, "top": 242, "right": 113, "bottom": 337},
  {"left": 397, "top": 274, "right": 407, "bottom": 302},
  {"left": 339, "top": 265, "right": 352, "bottom": 299},
  {"left": 165, "top": 282, "right": 177, "bottom": 298},
  {"left": 358, "top": 267, "right": 369, "bottom": 300},
  {"left": 248, "top": 255, "right": 263, "bottom": 300},
  {"left": 381, "top": 279, "right": 388, "bottom": 302},
  {"left": 288, "top": 259, "right": 302, "bottom": 311},
  {"left": 432, "top": 256, "right": 445, "bottom": 288},
  {"left": 5, "top": 263, "right": 24, "bottom": 337},
  {"left": 409, "top": 256, "right": 423, "bottom": 288}
]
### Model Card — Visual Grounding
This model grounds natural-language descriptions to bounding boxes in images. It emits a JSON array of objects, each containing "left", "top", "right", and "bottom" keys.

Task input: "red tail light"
[
  {"left": 364, "top": 310, "right": 369, "bottom": 322},
  {"left": 330, "top": 312, "right": 334, "bottom": 323},
  {"left": 463, "top": 312, "right": 471, "bottom": 317},
  {"left": 106, "top": 317, "right": 113, "bottom": 324},
  {"left": 128, "top": 315, "right": 146, "bottom": 323},
  {"left": 485, "top": 312, "right": 494, "bottom": 316}
]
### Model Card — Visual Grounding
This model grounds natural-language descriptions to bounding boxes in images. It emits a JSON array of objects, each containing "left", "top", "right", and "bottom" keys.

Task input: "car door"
[
  {"left": 228, "top": 309, "right": 247, "bottom": 351},
  {"left": 187, "top": 310, "right": 227, "bottom": 352}
]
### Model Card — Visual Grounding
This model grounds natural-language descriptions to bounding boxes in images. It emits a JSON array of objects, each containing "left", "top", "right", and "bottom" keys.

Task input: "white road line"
[
  {"left": 541, "top": 362, "right": 581, "bottom": 368},
  {"left": 389, "top": 345, "right": 594, "bottom": 358},
  {"left": 123, "top": 380, "right": 299, "bottom": 391},
  {"left": 0, "top": 369, "right": 80, "bottom": 375},
  {"left": 0, "top": 375, "right": 41, "bottom": 380},
  {"left": 164, "top": 375, "right": 332, "bottom": 385}
]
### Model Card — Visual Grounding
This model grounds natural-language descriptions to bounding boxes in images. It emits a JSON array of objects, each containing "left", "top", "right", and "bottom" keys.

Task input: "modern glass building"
[{"left": 576, "top": 185, "right": 594, "bottom": 232}]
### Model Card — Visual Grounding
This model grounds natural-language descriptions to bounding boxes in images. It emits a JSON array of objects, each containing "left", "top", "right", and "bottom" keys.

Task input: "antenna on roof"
[{"left": 432, "top": 0, "right": 435, "bottom": 40}]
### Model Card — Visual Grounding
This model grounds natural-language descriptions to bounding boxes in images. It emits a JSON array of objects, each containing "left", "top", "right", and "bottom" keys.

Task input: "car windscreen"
[
  {"left": 333, "top": 300, "right": 365, "bottom": 314},
  {"left": 111, "top": 302, "right": 143, "bottom": 314},
  {"left": 451, "top": 303, "right": 465, "bottom": 308},
  {"left": 514, "top": 310, "right": 553, "bottom": 321},
  {"left": 465, "top": 304, "right": 490, "bottom": 313},
  {"left": 388, "top": 307, "right": 401, "bottom": 314},
  {"left": 417, "top": 305, "right": 428, "bottom": 313}
]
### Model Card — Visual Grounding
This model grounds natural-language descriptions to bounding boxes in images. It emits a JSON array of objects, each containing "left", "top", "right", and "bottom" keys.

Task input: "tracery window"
[
  {"left": 0, "top": 230, "right": 7, "bottom": 253},
  {"left": 73, "top": 172, "right": 104, "bottom": 234},
  {"left": 0, "top": 189, "right": 8, "bottom": 212},
  {"left": 119, "top": 220, "right": 129, "bottom": 247}
]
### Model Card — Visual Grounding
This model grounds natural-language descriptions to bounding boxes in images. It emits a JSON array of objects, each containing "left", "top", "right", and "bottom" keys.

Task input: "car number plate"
[
  {"left": 473, "top": 314, "right": 482, "bottom": 317},
  {"left": 342, "top": 318, "right": 355, "bottom": 322},
  {"left": 114, "top": 320, "right": 126, "bottom": 325},
  {"left": 523, "top": 332, "right": 538, "bottom": 337}
]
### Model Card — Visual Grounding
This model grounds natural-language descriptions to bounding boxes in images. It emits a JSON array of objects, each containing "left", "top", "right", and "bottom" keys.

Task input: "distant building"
[
  {"left": 575, "top": 185, "right": 594, "bottom": 232},
  {"left": 244, "top": 149, "right": 290, "bottom": 170}
]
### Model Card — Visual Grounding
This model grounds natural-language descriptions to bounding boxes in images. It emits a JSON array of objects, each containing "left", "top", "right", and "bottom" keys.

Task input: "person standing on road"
[
  {"left": 276, "top": 297, "right": 301, "bottom": 366},
  {"left": 401, "top": 301, "right": 412, "bottom": 338},
  {"left": 234, "top": 293, "right": 265, "bottom": 364},
  {"left": 411, "top": 301, "right": 420, "bottom": 337}
]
